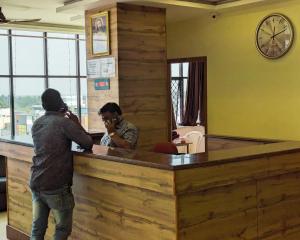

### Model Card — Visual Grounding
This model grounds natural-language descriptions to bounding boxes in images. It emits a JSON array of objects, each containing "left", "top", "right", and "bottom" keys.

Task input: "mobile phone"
[
  {"left": 112, "top": 113, "right": 120, "bottom": 122},
  {"left": 59, "top": 102, "right": 68, "bottom": 113}
]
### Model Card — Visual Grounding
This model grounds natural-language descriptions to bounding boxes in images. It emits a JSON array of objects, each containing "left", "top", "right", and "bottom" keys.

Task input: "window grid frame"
[{"left": 0, "top": 30, "right": 87, "bottom": 137}]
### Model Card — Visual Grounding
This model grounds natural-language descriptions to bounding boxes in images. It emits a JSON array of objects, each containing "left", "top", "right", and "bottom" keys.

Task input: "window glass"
[
  {"left": 0, "top": 78, "right": 11, "bottom": 136},
  {"left": 48, "top": 78, "right": 78, "bottom": 114},
  {"left": 48, "top": 39, "right": 76, "bottom": 75},
  {"left": 0, "top": 36, "right": 9, "bottom": 75},
  {"left": 79, "top": 40, "right": 87, "bottom": 76},
  {"left": 47, "top": 32, "right": 76, "bottom": 39},
  {"left": 0, "top": 29, "right": 7, "bottom": 34},
  {"left": 14, "top": 78, "right": 44, "bottom": 136},
  {"left": 183, "top": 62, "right": 189, "bottom": 77},
  {"left": 12, "top": 36, "right": 44, "bottom": 75},
  {"left": 171, "top": 63, "right": 188, "bottom": 124},
  {"left": 79, "top": 34, "right": 86, "bottom": 40},
  {"left": 11, "top": 30, "right": 43, "bottom": 37},
  {"left": 80, "top": 78, "right": 88, "bottom": 129},
  {"left": 171, "top": 63, "right": 180, "bottom": 77}
]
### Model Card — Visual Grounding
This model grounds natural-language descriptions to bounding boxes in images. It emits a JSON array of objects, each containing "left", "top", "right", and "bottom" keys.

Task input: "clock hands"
[
  {"left": 272, "top": 28, "right": 287, "bottom": 38},
  {"left": 260, "top": 28, "right": 272, "bottom": 35}
]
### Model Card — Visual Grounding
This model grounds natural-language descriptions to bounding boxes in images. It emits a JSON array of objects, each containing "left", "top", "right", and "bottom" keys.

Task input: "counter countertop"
[{"left": 1, "top": 135, "right": 300, "bottom": 170}]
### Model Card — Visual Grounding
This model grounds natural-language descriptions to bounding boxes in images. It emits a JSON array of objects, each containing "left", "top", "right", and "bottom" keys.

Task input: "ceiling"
[
  {"left": 0, "top": 0, "right": 291, "bottom": 28},
  {"left": 179, "top": 0, "right": 240, "bottom": 5}
]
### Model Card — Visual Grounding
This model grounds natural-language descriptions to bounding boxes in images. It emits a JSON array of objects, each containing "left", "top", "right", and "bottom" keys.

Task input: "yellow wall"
[{"left": 167, "top": 0, "right": 300, "bottom": 140}]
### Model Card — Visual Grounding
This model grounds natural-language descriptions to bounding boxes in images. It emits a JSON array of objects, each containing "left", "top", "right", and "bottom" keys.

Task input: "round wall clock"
[{"left": 256, "top": 14, "right": 294, "bottom": 59}]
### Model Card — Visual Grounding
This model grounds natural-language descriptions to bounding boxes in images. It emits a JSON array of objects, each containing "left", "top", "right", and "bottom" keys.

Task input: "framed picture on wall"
[{"left": 90, "top": 11, "right": 110, "bottom": 56}]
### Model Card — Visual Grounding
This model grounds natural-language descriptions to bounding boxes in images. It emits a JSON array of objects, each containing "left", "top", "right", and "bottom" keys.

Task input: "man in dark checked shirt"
[{"left": 30, "top": 88, "right": 93, "bottom": 240}]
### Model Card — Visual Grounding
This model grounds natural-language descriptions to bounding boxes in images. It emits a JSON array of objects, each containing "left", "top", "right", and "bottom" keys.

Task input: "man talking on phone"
[
  {"left": 98, "top": 102, "right": 138, "bottom": 149},
  {"left": 30, "top": 88, "right": 93, "bottom": 240}
]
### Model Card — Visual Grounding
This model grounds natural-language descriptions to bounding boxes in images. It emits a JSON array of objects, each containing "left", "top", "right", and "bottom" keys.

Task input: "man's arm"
[
  {"left": 109, "top": 133, "right": 131, "bottom": 149},
  {"left": 62, "top": 111, "right": 93, "bottom": 150},
  {"left": 111, "top": 128, "right": 138, "bottom": 149}
]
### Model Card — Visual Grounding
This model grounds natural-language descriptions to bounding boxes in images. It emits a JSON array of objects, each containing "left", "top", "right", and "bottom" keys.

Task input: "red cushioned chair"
[{"left": 153, "top": 142, "right": 178, "bottom": 154}]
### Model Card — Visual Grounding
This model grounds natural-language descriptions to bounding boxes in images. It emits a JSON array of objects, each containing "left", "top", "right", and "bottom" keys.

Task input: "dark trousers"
[{"left": 30, "top": 186, "right": 74, "bottom": 240}]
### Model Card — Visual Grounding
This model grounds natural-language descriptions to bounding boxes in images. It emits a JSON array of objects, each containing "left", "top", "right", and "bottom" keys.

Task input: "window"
[
  {"left": 48, "top": 38, "right": 76, "bottom": 76},
  {"left": 12, "top": 36, "right": 44, "bottom": 75},
  {"left": 0, "top": 78, "right": 10, "bottom": 136},
  {"left": 0, "top": 35, "right": 9, "bottom": 75},
  {"left": 14, "top": 78, "right": 44, "bottom": 136},
  {"left": 0, "top": 29, "right": 88, "bottom": 136},
  {"left": 49, "top": 78, "right": 77, "bottom": 113},
  {"left": 171, "top": 62, "right": 189, "bottom": 124},
  {"left": 80, "top": 78, "right": 88, "bottom": 129}
]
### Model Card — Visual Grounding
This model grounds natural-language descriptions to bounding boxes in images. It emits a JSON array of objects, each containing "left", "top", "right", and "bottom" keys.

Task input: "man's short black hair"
[
  {"left": 98, "top": 102, "right": 122, "bottom": 115},
  {"left": 41, "top": 88, "right": 64, "bottom": 111}
]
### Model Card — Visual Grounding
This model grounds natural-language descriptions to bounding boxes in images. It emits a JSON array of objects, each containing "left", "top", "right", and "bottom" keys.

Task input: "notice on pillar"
[
  {"left": 87, "top": 57, "right": 116, "bottom": 79},
  {"left": 94, "top": 79, "right": 110, "bottom": 90}
]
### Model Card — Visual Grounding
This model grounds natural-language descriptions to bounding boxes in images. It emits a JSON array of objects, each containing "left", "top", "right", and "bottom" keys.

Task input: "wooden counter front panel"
[
  {"left": 0, "top": 142, "right": 33, "bottom": 163},
  {"left": 175, "top": 157, "right": 269, "bottom": 194},
  {"left": 257, "top": 172, "right": 300, "bottom": 239},
  {"left": 207, "top": 137, "right": 266, "bottom": 151},
  {"left": 7, "top": 156, "right": 177, "bottom": 240},
  {"left": 176, "top": 152, "right": 300, "bottom": 240},
  {"left": 71, "top": 173, "right": 176, "bottom": 240},
  {"left": 177, "top": 181, "right": 257, "bottom": 240},
  {"left": 74, "top": 155, "right": 175, "bottom": 194},
  {"left": 7, "top": 157, "right": 56, "bottom": 239}
]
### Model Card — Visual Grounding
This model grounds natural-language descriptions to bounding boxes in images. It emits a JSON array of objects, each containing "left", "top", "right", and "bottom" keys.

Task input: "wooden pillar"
[{"left": 85, "top": 3, "right": 170, "bottom": 150}]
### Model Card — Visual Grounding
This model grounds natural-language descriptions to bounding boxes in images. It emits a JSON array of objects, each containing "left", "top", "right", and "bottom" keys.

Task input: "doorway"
[{"left": 168, "top": 57, "right": 207, "bottom": 153}]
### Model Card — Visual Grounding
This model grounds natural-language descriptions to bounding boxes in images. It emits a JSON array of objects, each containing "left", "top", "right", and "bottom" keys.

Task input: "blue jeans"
[{"left": 30, "top": 186, "right": 75, "bottom": 240}]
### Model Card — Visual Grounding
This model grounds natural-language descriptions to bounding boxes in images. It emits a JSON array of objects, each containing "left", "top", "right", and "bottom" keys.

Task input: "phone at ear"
[
  {"left": 59, "top": 102, "right": 68, "bottom": 113},
  {"left": 112, "top": 113, "right": 119, "bottom": 122}
]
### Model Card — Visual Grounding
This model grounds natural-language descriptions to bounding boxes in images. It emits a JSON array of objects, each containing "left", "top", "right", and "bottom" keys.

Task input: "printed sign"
[
  {"left": 94, "top": 79, "right": 110, "bottom": 90},
  {"left": 87, "top": 57, "right": 115, "bottom": 78}
]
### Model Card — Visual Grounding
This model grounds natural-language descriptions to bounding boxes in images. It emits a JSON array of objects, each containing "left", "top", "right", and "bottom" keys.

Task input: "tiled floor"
[{"left": 0, "top": 212, "right": 7, "bottom": 239}]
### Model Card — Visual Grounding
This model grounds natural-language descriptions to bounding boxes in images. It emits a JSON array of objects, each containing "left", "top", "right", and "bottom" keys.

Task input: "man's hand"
[
  {"left": 66, "top": 111, "right": 80, "bottom": 125},
  {"left": 104, "top": 119, "right": 116, "bottom": 134}
]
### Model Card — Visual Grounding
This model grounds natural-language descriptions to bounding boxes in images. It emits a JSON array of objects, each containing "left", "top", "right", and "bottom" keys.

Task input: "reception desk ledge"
[{"left": 1, "top": 135, "right": 300, "bottom": 240}]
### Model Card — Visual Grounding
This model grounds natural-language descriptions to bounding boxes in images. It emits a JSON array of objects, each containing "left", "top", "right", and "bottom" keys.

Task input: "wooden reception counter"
[{"left": 1, "top": 135, "right": 300, "bottom": 240}]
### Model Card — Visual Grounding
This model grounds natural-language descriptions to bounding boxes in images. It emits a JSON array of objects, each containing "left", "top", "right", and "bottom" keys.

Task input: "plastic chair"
[
  {"left": 153, "top": 142, "right": 179, "bottom": 154},
  {"left": 183, "top": 131, "right": 204, "bottom": 153}
]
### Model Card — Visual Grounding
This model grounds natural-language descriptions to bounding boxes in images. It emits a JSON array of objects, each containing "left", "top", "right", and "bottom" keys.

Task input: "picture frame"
[{"left": 90, "top": 11, "right": 110, "bottom": 56}]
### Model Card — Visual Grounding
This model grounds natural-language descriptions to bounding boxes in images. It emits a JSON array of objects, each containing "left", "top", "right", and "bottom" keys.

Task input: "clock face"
[{"left": 256, "top": 14, "right": 294, "bottom": 59}]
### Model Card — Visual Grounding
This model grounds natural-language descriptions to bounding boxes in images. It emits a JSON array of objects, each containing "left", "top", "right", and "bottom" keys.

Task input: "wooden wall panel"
[
  {"left": 117, "top": 4, "right": 169, "bottom": 150},
  {"left": 85, "top": 3, "right": 170, "bottom": 149},
  {"left": 86, "top": 6, "right": 119, "bottom": 133}
]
